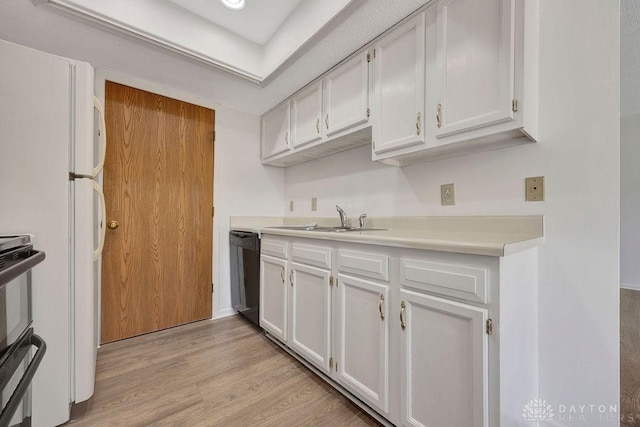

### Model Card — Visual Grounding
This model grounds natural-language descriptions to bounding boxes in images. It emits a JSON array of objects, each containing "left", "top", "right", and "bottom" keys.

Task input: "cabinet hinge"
[
  {"left": 212, "top": 206, "right": 215, "bottom": 217},
  {"left": 211, "top": 283, "right": 214, "bottom": 294},
  {"left": 335, "top": 361, "right": 338, "bottom": 372},
  {"left": 373, "top": 49, "right": 376, "bottom": 59},
  {"left": 366, "top": 108, "right": 370, "bottom": 118},
  {"left": 329, "top": 276, "right": 334, "bottom": 287},
  {"left": 512, "top": 99, "right": 518, "bottom": 112},
  {"left": 486, "top": 318, "right": 493, "bottom": 335},
  {"left": 366, "top": 52, "right": 371, "bottom": 63},
  {"left": 329, "top": 357, "right": 334, "bottom": 369}
]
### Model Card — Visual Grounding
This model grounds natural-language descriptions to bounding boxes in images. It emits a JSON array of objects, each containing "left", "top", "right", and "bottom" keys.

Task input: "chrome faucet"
[
  {"left": 358, "top": 214, "right": 367, "bottom": 229},
  {"left": 336, "top": 205, "right": 347, "bottom": 228}
]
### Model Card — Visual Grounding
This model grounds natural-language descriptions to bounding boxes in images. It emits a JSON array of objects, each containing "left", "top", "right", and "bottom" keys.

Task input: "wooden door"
[
  {"left": 101, "top": 81, "right": 214, "bottom": 344},
  {"left": 335, "top": 274, "right": 390, "bottom": 414},
  {"left": 289, "top": 262, "right": 332, "bottom": 373},
  {"left": 323, "top": 52, "right": 369, "bottom": 137},
  {"left": 259, "top": 255, "right": 288, "bottom": 342},
  {"left": 435, "top": 0, "right": 515, "bottom": 139},
  {"left": 400, "top": 289, "right": 488, "bottom": 427},
  {"left": 372, "top": 13, "right": 426, "bottom": 155}
]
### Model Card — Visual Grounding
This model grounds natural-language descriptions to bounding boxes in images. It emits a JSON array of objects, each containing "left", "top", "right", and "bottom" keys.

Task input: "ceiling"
[
  {"left": 35, "top": 0, "right": 359, "bottom": 83},
  {"left": 622, "top": 0, "right": 640, "bottom": 117},
  {"left": 0, "top": 0, "right": 428, "bottom": 115},
  {"left": 167, "top": 0, "right": 303, "bottom": 45}
]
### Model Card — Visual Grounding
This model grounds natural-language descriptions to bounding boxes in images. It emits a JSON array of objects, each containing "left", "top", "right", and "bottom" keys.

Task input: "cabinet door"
[
  {"left": 335, "top": 274, "right": 390, "bottom": 414},
  {"left": 260, "top": 255, "right": 288, "bottom": 342},
  {"left": 372, "top": 14, "right": 426, "bottom": 154},
  {"left": 290, "top": 262, "right": 332, "bottom": 373},
  {"left": 323, "top": 52, "right": 369, "bottom": 137},
  {"left": 400, "top": 290, "right": 488, "bottom": 427},
  {"left": 435, "top": 0, "right": 515, "bottom": 138},
  {"left": 291, "top": 82, "right": 323, "bottom": 149},
  {"left": 261, "top": 101, "right": 290, "bottom": 159}
]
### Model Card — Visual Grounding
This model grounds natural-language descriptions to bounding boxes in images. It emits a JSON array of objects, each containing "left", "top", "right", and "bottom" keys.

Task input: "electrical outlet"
[
  {"left": 525, "top": 177, "right": 545, "bottom": 201},
  {"left": 311, "top": 197, "right": 318, "bottom": 211},
  {"left": 441, "top": 183, "right": 455, "bottom": 206},
  {"left": 289, "top": 200, "right": 294, "bottom": 211}
]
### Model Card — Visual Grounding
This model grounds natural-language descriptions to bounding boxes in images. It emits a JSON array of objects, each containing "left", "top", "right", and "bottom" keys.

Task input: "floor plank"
[
  {"left": 622, "top": 289, "right": 640, "bottom": 426},
  {"left": 67, "top": 316, "right": 381, "bottom": 426}
]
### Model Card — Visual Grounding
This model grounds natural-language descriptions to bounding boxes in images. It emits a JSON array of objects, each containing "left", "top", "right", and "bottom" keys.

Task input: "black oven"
[{"left": 0, "top": 236, "right": 46, "bottom": 427}]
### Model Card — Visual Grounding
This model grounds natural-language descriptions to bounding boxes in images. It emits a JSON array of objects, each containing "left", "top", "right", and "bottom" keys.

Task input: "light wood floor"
[
  {"left": 66, "top": 315, "right": 380, "bottom": 427},
  {"left": 622, "top": 289, "right": 640, "bottom": 426}
]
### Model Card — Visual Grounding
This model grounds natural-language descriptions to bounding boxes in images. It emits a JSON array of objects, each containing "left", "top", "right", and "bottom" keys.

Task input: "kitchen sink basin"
[
  {"left": 269, "top": 225, "right": 386, "bottom": 233},
  {"left": 310, "top": 227, "right": 387, "bottom": 232}
]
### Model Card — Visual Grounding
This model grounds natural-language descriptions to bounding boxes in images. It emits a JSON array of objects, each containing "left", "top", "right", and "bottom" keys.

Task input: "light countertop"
[{"left": 229, "top": 216, "right": 544, "bottom": 257}]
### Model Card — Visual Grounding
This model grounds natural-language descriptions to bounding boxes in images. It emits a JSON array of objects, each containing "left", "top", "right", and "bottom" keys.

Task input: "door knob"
[{"left": 107, "top": 220, "right": 119, "bottom": 230}]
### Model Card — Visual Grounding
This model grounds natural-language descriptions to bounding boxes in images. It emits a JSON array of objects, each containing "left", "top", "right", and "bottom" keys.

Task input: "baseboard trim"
[
  {"left": 621, "top": 282, "right": 640, "bottom": 291},
  {"left": 213, "top": 307, "right": 235, "bottom": 319}
]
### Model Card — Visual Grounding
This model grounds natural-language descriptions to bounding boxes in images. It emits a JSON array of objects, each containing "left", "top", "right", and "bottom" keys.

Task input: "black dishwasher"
[{"left": 229, "top": 231, "right": 261, "bottom": 329}]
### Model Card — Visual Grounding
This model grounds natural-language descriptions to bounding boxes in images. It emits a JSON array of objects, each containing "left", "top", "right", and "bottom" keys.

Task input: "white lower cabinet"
[
  {"left": 289, "top": 262, "right": 332, "bottom": 373},
  {"left": 259, "top": 254, "right": 288, "bottom": 342},
  {"left": 335, "top": 274, "right": 390, "bottom": 414},
  {"left": 400, "top": 289, "right": 488, "bottom": 427},
  {"left": 259, "top": 236, "right": 537, "bottom": 427}
]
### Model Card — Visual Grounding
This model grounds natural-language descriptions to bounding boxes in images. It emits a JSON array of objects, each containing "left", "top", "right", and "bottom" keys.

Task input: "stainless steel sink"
[
  {"left": 268, "top": 225, "right": 386, "bottom": 232},
  {"left": 310, "top": 226, "right": 387, "bottom": 232}
]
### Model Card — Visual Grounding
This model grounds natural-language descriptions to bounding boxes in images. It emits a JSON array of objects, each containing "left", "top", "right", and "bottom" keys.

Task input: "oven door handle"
[{"left": 0, "top": 333, "right": 47, "bottom": 426}]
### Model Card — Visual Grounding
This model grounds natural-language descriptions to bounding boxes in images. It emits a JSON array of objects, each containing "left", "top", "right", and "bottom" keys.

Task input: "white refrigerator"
[{"left": 0, "top": 39, "right": 103, "bottom": 426}]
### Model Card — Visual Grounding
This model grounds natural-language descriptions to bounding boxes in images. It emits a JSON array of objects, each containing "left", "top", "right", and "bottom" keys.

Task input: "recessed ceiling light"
[{"left": 221, "top": 0, "right": 245, "bottom": 10}]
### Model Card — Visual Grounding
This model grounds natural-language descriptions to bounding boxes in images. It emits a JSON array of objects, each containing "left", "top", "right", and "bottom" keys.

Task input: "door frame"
[{"left": 95, "top": 70, "right": 219, "bottom": 344}]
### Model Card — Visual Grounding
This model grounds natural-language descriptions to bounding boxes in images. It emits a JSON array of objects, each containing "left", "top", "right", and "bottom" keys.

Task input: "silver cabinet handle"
[
  {"left": 289, "top": 270, "right": 293, "bottom": 287},
  {"left": 379, "top": 293, "right": 385, "bottom": 321},
  {"left": 436, "top": 104, "right": 442, "bottom": 129},
  {"left": 285, "top": 131, "right": 289, "bottom": 144},
  {"left": 316, "top": 117, "right": 320, "bottom": 133},
  {"left": 416, "top": 112, "right": 421, "bottom": 136},
  {"left": 280, "top": 267, "right": 285, "bottom": 284},
  {"left": 400, "top": 301, "right": 406, "bottom": 330},
  {"left": 325, "top": 114, "right": 329, "bottom": 130}
]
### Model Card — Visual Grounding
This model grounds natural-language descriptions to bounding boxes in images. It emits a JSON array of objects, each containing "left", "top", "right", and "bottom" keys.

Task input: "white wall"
[
  {"left": 213, "top": 108, "right": 285, "bottom": 316},
  {"left": 621, "top": 112, "right": 640, "bottom": 290},
  {"left": 286, "top": 0, "right": 620, "bottom": 420}
]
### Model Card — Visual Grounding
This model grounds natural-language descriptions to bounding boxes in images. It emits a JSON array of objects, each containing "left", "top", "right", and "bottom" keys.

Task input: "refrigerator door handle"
[
  {"left": 93, "top": 180, "right": 106, "bottom": 261},
  {"left": 93, "top": 96, "right": 107, "bottom": 178}
]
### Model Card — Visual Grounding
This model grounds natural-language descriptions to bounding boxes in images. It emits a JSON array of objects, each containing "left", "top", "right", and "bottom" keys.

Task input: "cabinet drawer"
[
  {"left": 400, "top": 259, "right": 487, "bottom": 304},
  {"left": 261, "top": 239, "right": 289, "bottom": 259},
  {"left": 338, "top": 250, "right": 389, "bottom": 282},
  {"left": 292, "top": 244, "right": 332, "bottom": 269}
]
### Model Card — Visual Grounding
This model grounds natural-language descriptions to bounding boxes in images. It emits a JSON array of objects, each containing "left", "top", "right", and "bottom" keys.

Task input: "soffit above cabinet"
[{"left": 35, "top": 0, "right": 431, "bottom": 87}]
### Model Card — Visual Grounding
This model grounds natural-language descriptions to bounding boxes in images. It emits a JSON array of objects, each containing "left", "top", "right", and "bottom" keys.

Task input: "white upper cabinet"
[
  {"left": 261, "top": 101, "right": 291, "bottom": 159},
  {"left": 434, "top": 0, "right": 515, "bottom": 139},
  {"left": 291, "top": 82, "right": 323, "bottom": 149},
  {"left": 372, "top": 14, "right": 426, "bottom": 156},
  {"left": 323, "top": 51, "right": 370, "bottom": 138}
]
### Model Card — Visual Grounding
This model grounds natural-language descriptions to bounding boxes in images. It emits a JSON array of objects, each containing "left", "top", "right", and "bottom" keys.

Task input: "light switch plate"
[
  {"left": 289, "top": 200, "right": 294, "bottom": 211},
  {"left": 311, "top": 197, "right": 318, "bottom": 211},
  {"left": 525, "top": 176, "right": 545, "bottom": 201},
  {"left": 441, "top": 183, "right": 455, "bottom": 206}
]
